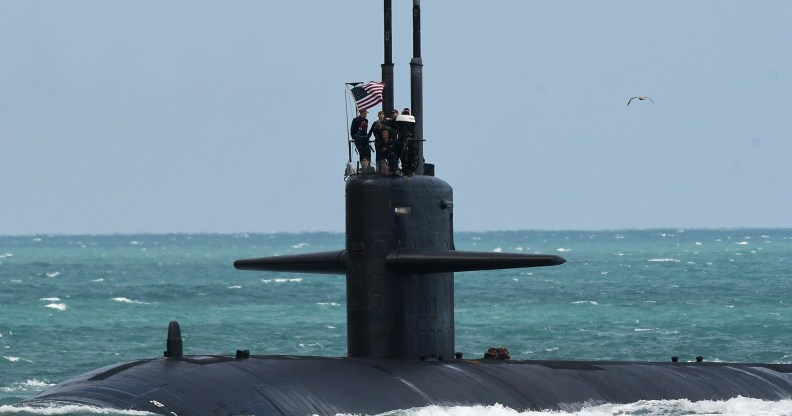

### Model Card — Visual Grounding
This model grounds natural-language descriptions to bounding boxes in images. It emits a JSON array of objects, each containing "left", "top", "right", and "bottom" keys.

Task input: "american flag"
[{"left": 350, "top": 81, "right": 385, "bottom": 111}]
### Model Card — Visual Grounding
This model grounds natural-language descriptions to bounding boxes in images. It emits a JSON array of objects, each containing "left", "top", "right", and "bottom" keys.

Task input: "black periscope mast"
[{"left": 24, "top": 1, "right": 792, "bottom": 415}]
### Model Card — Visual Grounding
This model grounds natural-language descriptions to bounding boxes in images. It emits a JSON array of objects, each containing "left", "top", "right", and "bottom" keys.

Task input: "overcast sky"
[{"left": 2, "top": 1, "right": 791, "bottom": 235}]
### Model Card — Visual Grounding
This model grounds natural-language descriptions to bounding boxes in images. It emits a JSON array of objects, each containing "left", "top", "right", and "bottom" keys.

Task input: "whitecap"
[
  {"left": 493, "top": 247, "right": 502, "bottom": 253},
  {"left": 0, "top": 404, "right": 155, "bottom": 415},
  {"left": 45, "top": 303, "right": 67, "bottom": 311},
  {"left": 317, "top": 302, "right": 341, "bottom": 306},
  {"left": 634, "top": 328, "right": 657, "bottom": 332},
  {"left": 326, "top": 325, "right": 336, "bottom": 329},
  {"left": 39, "top": 297, "right": 60, "bottom": 302},
  {"left": 571, "top": 301, "right": 598, "bottom": 305},
  {"left": 46, "top": 271, "right": 60, "bottom": 278},
  {"left": 291, "top": 242, "right": 309, "bottom": 249},
  {"left": 0, "top": 379, "right": 54, "bottom": 393},
  {"left": 227, "top": 285, "right": 242, "bottom": 289},
  {"left": 112, "top": 297, "right": 149, "bottom": 305},
  {"left": 556, "top": 248, "right": 571, "bottom": 252},
  {"left": 272, "top": 278, "right": 303, "bottom": 283},
  {"left": 3, "top": 253, "right": 12, "bottom": 257},
  {"left": 582, "top": 397, "right": 792, "bottom": 416},
  {"left": 3, "top": 356, "right": 21, "bottom": 362},
  {"left": 130, "top": 241, "right": 141, "bottom": 245},
  {"left": 737, "top": 241, "right": 749, "bottom": 245},
  {"left": 297, "top": 342, "right": 324, "bottom": 349},
  {"left": 647, "top": 258, "right": 680, "bottom": 263},
  {"left": 93, "top": 278, "right": 104, "bottom": 282}
]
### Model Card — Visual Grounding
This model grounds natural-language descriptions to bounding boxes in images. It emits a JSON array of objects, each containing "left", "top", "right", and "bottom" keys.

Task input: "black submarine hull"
[{"left": 26, "top": 355, "right": 792, "bottom": 415}]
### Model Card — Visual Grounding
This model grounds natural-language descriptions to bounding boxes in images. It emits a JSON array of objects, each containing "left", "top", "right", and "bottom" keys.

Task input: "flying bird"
[{"left": 627, "top": 96, "right": 654, "bottom": 106}]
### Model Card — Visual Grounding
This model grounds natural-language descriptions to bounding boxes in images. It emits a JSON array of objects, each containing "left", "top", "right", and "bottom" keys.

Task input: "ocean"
[{"left": 1, "top": 229, "right": 791, "bottom": 415}]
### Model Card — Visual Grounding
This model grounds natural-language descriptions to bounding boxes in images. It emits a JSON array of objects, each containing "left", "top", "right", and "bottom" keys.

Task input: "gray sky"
[{"left": 2, "top": 1, "right": 791, "bottom": 235}]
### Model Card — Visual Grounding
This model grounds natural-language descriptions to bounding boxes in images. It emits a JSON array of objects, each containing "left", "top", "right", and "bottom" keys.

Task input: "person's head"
[
  {"left": 377, "top": 110, "right": 385, "bottom": 120},
  {"left": 359, "top": 109, "right": 368, "bottom": 117},
  {"left": 390, "top": 109, "right": 399, "bottom": 118},
  {"left": 402, "top": 108, "right": 410, "bottom": 115},
  {"left": 382, "top": 129, "right": 390, "bottom": 141}
]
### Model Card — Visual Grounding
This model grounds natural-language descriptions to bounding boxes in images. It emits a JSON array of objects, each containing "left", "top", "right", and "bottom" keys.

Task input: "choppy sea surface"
[{"left": 1, "top": 229, "right": 791, "bottom": 415}]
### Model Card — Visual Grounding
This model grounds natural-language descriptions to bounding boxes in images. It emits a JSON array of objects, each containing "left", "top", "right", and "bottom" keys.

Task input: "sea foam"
[
  {"left": 341, "top": 397, "right": 792, "bottom": 416},
  {"left": 111, "top": 297, "right": 148, "bottom": 305},
  {"left": 0, "top": 404, "right": 154, "bottom": 415}
]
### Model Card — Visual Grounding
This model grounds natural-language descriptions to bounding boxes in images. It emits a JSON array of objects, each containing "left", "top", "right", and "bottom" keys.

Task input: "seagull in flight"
[{"left": 627, "top": 96, "right": 655, "bottom": 106}]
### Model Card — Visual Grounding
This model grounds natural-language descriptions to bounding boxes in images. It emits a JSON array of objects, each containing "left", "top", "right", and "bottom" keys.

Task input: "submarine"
[{"left": 24, "top": 1, "right": 792, "bottom": 414}]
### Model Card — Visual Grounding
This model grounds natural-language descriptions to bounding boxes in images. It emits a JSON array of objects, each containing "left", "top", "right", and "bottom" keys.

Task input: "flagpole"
[{"left": 345, "top": 83, "right": 362, "bottom": 164}]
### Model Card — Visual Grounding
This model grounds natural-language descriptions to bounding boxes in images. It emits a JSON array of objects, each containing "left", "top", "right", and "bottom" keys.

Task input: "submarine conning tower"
[
  {"left": 234, "top": 0, "right": 565, "bottom": 361},
  {"left": 345, "top": 174, "right": 455, "bottom": 360},
  {"left": 345, "top": 0, "right": 449, "bottom": 360}
]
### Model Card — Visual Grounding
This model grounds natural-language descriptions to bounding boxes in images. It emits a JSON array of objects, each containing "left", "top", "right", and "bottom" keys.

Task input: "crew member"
[
  {"left": 369, "top": 110, "right": 395, "bottom": 173},
  {"left": 350, "top": 108, "right": 371, "bottom": 171}
]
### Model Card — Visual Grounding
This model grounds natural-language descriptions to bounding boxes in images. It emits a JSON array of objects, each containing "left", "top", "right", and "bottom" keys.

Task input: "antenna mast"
[
  {"left": 410, "top": 0, "right": 424, "bottom": 175},
  {"left": 382, "top": 0, "right": 394, "bottom": 114}
]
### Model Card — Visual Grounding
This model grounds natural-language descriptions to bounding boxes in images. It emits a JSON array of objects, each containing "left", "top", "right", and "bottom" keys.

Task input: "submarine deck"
[{"left": 26, "top": 355, "right": 792, "bottom": 415}]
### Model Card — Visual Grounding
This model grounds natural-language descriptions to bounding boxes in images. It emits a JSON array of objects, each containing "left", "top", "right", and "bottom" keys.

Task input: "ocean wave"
[
  {"left": 647, "top": 258, "right": 679, "bottom": 263},
  {"left": 111, "top": 297, "right": 148, "bottom": 305},
  {"left": 45, "top": 272, "right": 60, "bottom": 278},
  {"left": 261, "top": 278, "right": 303, "bottom": 283},
  {"left": 346, "top": 397, "right": 792, "bottom": 415},
  {"left": 44, "top": 304, "right": 67, "bottom": 311},
  {"left": 0, "top": 404, "right": 154, "bottom": 415},
  {"left": 0, "top": 379, "right": 53, "bottom": 393},
  {"left": 38, "top": 297, "right": 60, "bottom": 302},
  {"left": 2, "top": 356, "right": 34, "bottom": 363}
]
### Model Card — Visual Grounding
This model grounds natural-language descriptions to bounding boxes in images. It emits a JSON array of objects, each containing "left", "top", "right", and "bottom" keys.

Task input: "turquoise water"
[{"left": 1, "top": 229, "right": 791, "bottom": 415}]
